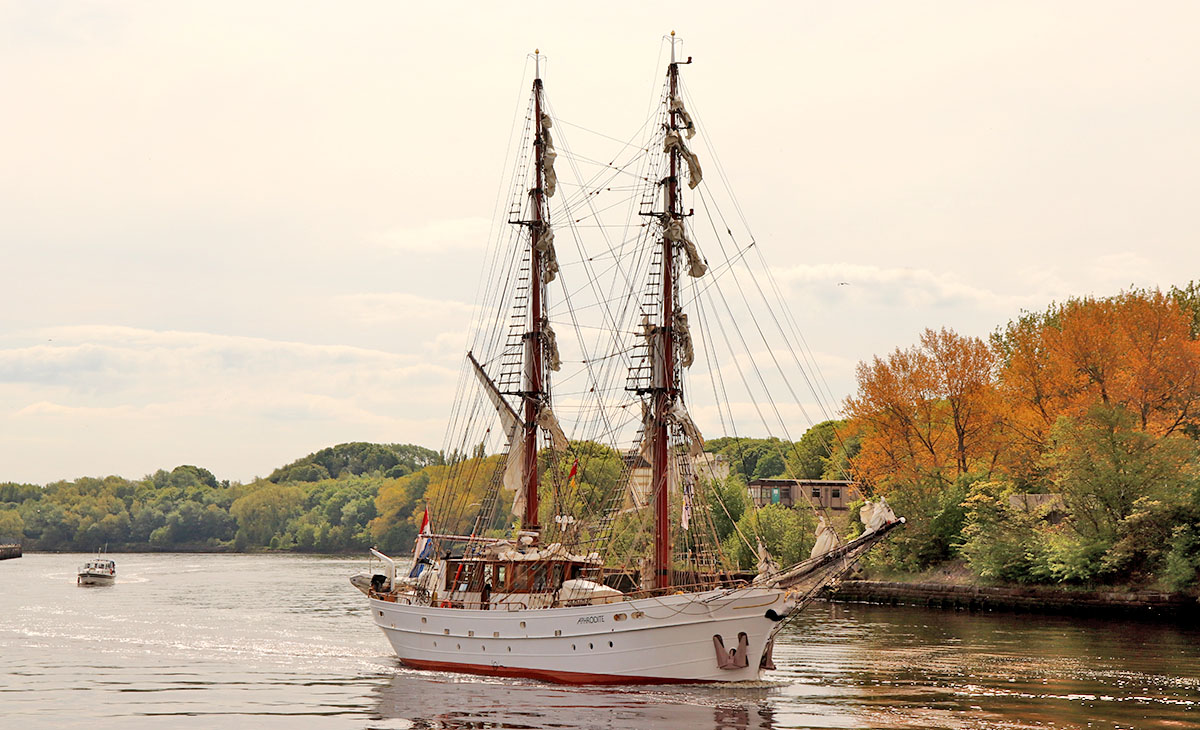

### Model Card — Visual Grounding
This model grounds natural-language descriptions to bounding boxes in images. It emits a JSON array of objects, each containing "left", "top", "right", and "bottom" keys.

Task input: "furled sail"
[
  {"left": 541, "top": 114, "right": 558, "bottom": 197},
  {"left": 810, "top": 516, "right": 839, "bottom": 559},
  {"left": 543, "top": 322, "right": 561, "bottom": 371},
  {"left": 860, "top": 497, "right": 897, "bottom": 534},
  {"left": 637, "top": 399, "right": 654, "bottom": 464},
  {"left": 536, "top": 404, "right": 569, "bottom": 452},
  {"left": 752, "top": 541, "right": 781, "bottom": 586},
  {"left": 663, "top": 217, "right": 707, "bottom": 278},
  {"left": 468, "top": 353, "right": 527, "bottom": 516},
  {"left": 663, "top": 130, "right": 703, "bottom": 189},
  {"left": 674, "top": 310, "right": 694, "bottom": 368},
  {"left": 535, "top": 225, "right": 559, "bottom": 283},
  {"left": 666, "top": 399, "right": 705, "bottom": 458},
  {"left": 669, "top": 95, "right": 696, "bottom": 139}
]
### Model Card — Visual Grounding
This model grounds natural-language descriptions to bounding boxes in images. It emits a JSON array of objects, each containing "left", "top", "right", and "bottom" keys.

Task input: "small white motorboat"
[{"left": 77, "top": 557, "right": 116, "bottom": 586}]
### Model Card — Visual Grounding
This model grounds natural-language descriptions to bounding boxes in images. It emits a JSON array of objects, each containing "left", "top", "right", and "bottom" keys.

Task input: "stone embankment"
[
  {"left": 0, "top": 544, "right": 22, "bottom": 560},
  {"left": 827, "top": 579, "right": 1198, "bottom": 619}
]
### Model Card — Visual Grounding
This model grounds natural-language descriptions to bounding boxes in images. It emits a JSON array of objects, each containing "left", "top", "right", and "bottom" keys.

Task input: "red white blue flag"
[{"left": 409, "top": 509, "right": 433, "bottom": 578}]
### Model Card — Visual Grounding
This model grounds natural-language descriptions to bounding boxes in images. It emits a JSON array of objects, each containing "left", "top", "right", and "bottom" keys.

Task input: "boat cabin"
[
  {"left": 433, "top": 557, "right": 616, "bottom": 609},
  {"left": 443, "top": 558, "right": 591, "bottom": 594},
  {"left": 81, "top": 559, "right": 115, "bottom": 575}
]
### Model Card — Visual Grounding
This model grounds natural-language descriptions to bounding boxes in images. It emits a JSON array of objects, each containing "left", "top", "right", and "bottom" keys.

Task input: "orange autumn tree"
[
  {"left": 845, "top": 327, "right": 1002, "bottom": 494},
  {"left": 992, "top": 290, "right": 1200, "bottom": 488}
]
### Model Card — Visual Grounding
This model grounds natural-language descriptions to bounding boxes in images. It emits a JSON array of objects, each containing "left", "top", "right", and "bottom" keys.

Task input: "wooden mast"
[
  {"left": 653, "top": 33, "right": 681, "bottom": 590},
  {"left": 524, "top": 50, "right": 547, "bottom": 535}
]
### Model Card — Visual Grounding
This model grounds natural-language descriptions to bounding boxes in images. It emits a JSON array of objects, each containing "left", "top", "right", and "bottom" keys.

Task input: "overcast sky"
[{"left": 3, "top": 1, "right": 1198, "bottom": 484}]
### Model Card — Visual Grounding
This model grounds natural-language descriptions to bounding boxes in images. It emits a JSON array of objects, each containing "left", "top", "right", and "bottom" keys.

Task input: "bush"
[
  {"left": 1164, "top": 524, "right": 1200, "bottom": 590},
  {"left": 960, "top": 481, "right": 1048, "bottom": 583},
  {"left": 866, "top": 476, "right": 974, "bottom": 572}
]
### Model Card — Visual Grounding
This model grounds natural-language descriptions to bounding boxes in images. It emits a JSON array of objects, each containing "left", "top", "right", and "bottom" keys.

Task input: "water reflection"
[{"left": 369, "top": 672, "right": 778, "bottom": 730}]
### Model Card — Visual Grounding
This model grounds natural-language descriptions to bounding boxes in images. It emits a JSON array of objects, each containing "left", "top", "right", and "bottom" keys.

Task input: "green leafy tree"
[
  {"left": 231, "top": 485, "right": 305, "bottom": 548},
  {"left": 1047, "top": 405, "right": 1195, "bottom": 543},
  {"left": 722, "top": 504, "right": 816, "bottom": 570},
  {"left": 0, "top": 509, "right": 25, "bottom": 542},
  {"left": 786, "top": 420, "right": 844, "bottom": 480}
]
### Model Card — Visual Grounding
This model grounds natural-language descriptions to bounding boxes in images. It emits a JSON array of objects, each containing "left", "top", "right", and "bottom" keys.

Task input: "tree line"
[{"left": 0, "top": 443, "right": 439, "bottom": 553}]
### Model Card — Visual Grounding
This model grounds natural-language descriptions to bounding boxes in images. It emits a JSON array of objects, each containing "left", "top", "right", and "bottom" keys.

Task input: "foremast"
[
  {"left": 523, "top": 53, "right": 548, "bottom": 535},
  {"left": 652, "top": 42, "right": 682, "bottom": 590}
]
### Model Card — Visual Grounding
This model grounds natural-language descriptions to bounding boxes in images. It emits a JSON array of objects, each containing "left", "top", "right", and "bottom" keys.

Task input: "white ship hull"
[
  {"left": 77, "top": 572, "right": 115, "bottom": 586},
  {"left": 371, "top": 585, "right": 790, "bottom": 684}
]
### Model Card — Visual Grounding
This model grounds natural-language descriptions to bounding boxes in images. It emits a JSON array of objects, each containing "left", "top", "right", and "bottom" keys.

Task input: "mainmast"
[
  {"left": 652, "top": 34, "right": 683, "bottom": 590},
  {"left": 523, "top": 51, "right": 548, "bottom": 535}
]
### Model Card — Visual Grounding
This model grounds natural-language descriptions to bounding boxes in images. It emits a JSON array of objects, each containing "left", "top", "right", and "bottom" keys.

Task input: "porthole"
[
  {"left": 507, "top": 646, "right": 512, "bottom": 652},
  {"left": 554, "top": 629, "right": 562, "bottom": 636},
  {"left": 443, "top": 629, "right": 450, "bottom": 635},
  {"left": 493, "top": 631, "right": 500, "bottom": 638},
  {"left": 571, "top": 644, "right": 576, "bottom": 650},
  {"left": 608, "top": 641, "right": 613, "bottom": 647},
  {"left": 613, "top": 613, "right": 627, "bottom": 621},
  {"left": 468, "top": 630, "right": 475, "bottom": 637},
  {"left": 433, "top": 641, "right": 437, "bottom": 647},
  {"left": 456, "top": 643, "right": 461, "bottom": 650},
  {"left": 588, "top": 643, "right": 594, "bottom": 650},
  {"left": 481, "top": 645, "right": 486, "bottom": 651},
  {"left": 421, "top": 617, "right": 427, "bottom": 624},
  {"left": 378, "top": 611, "right": 383, "bottom": 616},
  {"left": 631, "top": 611, "right": 645, "bottom": 619},
  {"left": 520, "top": 621, "right": 526, "bottom": 628}
]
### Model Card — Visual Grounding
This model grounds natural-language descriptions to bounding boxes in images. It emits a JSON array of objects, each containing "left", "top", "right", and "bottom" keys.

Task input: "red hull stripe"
[{"left": 398, "top": 657, "right": 716, "bottom": 685}]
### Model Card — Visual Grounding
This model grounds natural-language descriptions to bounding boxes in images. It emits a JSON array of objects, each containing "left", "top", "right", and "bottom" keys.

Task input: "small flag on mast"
[{"left": 409, "top": 509, "right": 433, "bottom": 578}]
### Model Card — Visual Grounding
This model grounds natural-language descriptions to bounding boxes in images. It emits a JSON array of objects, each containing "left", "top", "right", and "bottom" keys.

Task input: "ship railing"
[
  {"left": 370, "top": 579, "right": 751, "bottom": 609},
  {"left": 368, "top": 591, "right": 529, "bottom": 611},
  {"left": 619, "top": 578, "right": 750, "bottom": 600}
]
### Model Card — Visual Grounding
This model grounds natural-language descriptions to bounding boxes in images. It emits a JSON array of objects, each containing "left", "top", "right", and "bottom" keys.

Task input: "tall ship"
[{"left": 353, "top": 36, "right": 902, "bottom": 684}]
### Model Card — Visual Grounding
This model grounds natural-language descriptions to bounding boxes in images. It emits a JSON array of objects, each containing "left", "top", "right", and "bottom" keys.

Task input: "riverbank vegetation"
[
  {"left": 0, "top": 443, "right": 440, "bottom": 553},
  {"left": 843, "top": 285, "right": 1200, "bottom": 592}
]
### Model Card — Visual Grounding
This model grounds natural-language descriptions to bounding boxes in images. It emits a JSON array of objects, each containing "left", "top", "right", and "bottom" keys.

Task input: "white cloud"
[
  {"left": 0, "top": 325, "right": 460, "bottom": 482},
  {"left": 772, "top": 262, "right": 1042, "bottom": 313}
]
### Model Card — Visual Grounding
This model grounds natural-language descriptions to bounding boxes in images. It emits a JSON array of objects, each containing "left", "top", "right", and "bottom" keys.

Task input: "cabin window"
[
  {"left": 509, "top": 564, "right": 532, "bottom": 592},
  {"left": 493, "top": 564, "right": 507, "bottom": 590},
  {"left": 811, "top": 487, "right": 821, "bottom": 498},
  {"left": 780, "top": 487, "right": 791, "bottom": 501},
  {"left": 831, "top": 488, "right": 841, "bottom": 499},
  {"left": 531, "top": 564, "right": 550, "bottom": 592},
  {"left": 550, "top": 563, "right": 564, "bottom": 590}
]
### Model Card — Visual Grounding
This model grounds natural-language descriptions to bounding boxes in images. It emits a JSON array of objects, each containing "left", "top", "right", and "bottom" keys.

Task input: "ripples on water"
[{"left": 1, "top": 553, "right": 1196, "bottom": 729}]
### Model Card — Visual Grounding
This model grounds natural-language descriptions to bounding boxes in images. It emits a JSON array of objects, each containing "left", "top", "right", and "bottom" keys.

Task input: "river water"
[{"left": 1, "top": 553, "right": 1196, "bottom": 729}]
